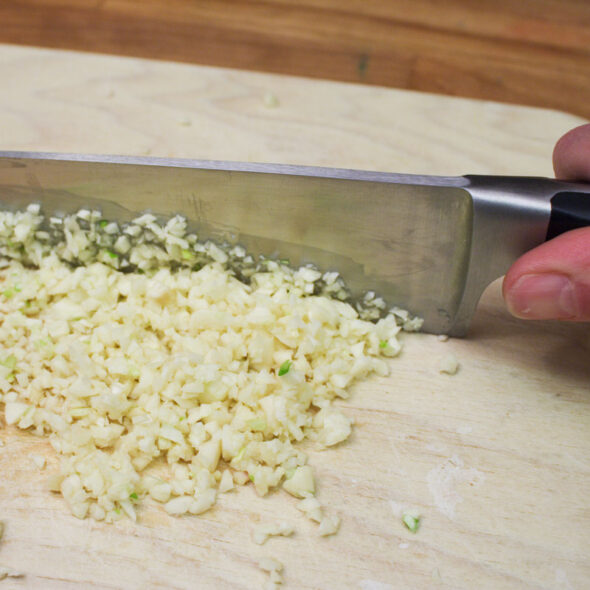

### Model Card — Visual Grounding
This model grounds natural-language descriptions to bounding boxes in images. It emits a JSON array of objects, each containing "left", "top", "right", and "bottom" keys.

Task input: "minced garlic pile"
[{"left": 0, "top": 205, "right": 418, "bottom": 526}]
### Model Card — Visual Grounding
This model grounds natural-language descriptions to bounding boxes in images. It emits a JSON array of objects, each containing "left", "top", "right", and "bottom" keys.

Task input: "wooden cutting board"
[{"left": 0, "top": 44, "right": 589, "bottom": 590}]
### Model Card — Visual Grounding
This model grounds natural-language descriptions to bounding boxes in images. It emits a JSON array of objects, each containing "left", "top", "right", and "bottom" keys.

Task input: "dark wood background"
[{"left": 2, "top": 0, "right": 590, "bottom": 120}]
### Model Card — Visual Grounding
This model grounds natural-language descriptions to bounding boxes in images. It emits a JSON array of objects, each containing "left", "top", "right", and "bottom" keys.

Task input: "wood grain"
[
  {"left": 1, "top": 1, "right": 590, "bottom": 120},
  {"left": 0, "top": 45, "right": 589, "bottom": 590}
]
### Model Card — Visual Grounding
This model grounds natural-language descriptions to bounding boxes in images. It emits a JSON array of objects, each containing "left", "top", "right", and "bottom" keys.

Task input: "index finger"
[{"left": 553, "top": 123, "right": 590, "bottom": 181}]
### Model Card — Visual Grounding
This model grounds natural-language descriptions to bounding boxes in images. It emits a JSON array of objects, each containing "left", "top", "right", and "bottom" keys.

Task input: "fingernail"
[{"left": 506, "top": 273, "right": 577, "bottom": 319}]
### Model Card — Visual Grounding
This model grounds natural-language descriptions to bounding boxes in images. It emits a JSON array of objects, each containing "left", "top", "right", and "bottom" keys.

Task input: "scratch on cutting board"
[
  {"left": 426, "top": 442, "right": 449, "bottom": 454},
  {"left": 456, "top": 425, "right": 473, "bottom": 435},
  {"left": 427, "top": 455, "right": 485, "bottom": 519},
  {"left": 555, "top": 568, "right": 574, "bottom": 590},
  {"left": 386, "top": 438, "right": 408, "bottom": 478},
  {"left": 359, "top": 580, "right": 394, "bottom": 590},
  {"left": 388, "top": 500, "right": 404, "bottom": 518}
]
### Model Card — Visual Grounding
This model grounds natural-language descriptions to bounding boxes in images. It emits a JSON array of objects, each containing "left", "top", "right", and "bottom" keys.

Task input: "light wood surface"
[
  {"left": 0, "top": 45, "right": 589, "bottom": 590},
  {"left": 2, "top": 1, "right": 590, "bottom": 121}
]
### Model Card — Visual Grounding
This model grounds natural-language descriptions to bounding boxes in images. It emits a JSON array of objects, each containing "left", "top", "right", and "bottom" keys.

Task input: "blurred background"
[
  {"left": 2, "top": 5, "right": 590, "bottom": 589},
  {"left": 2, "top": 0, "right": 589, "bottom": 119}
]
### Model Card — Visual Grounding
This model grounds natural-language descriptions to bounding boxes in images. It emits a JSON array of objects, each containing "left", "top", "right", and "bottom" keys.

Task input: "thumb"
[
  {"left": 503, "top": 123, "right": 590, "bottom": 321},
  {"left": 503, "top": 227, "right": 590, "bottom": 320}
]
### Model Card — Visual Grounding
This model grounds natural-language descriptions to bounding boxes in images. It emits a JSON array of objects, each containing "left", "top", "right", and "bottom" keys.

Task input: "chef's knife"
[{"left": 0, "top": 152, "right": 589, "bottom": 336}]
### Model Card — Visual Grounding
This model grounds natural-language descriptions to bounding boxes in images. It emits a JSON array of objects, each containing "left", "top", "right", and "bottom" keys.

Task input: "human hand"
[{"left": 503, "top": 123, "right": 590, "bottom": 321}]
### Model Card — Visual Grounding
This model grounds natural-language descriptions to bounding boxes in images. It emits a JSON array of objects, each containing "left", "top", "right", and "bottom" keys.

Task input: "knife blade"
[{"left": 0, "top": 152, "right": 589, "bottom": 336}]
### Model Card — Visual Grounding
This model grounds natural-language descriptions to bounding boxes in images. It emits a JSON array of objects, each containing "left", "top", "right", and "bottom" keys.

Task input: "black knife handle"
[{"left": 546, "top": 191, "right": 590, "bottom": 241}]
